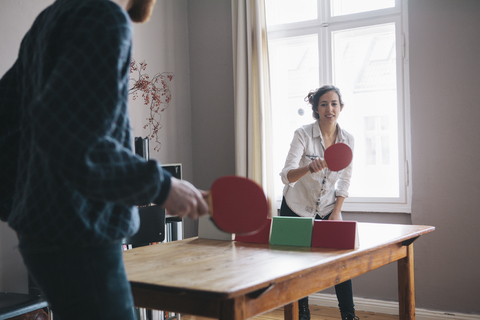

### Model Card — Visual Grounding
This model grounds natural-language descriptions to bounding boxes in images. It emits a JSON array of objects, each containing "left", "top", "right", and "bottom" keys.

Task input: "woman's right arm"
[
  {"left": 286, "top": 166, "right": 310, "bottom": 183},
  {"left": 281, "top": 128, "right": 326, "bottom": 185},
  {"left": 287, "top": 157, "right": 326, "bottom": 183}
]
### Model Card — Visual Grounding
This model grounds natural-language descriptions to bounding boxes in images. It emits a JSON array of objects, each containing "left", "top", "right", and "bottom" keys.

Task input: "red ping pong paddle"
[
  {"left": 206, "top": 176, "right": 269, "bottom": 235},
  {"left": 324, "top": 142, "right": 353, "bottom": 171}
]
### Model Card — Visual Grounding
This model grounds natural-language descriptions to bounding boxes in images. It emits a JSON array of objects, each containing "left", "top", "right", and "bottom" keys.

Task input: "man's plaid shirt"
[{"left": 0, "top": 0, "right": 171, "bottom": 244}]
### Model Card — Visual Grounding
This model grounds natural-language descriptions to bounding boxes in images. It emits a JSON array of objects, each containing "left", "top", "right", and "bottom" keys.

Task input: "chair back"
[{"left": 123, "top": 206, "right": 166, "bottom": 248}]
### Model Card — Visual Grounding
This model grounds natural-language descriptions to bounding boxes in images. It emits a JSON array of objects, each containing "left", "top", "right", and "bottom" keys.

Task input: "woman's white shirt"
[{"left": 280, "top": 121, "right": 354, "bottom": 218}]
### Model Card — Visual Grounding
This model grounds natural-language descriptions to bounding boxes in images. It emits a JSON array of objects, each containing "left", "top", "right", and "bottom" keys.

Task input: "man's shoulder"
[
  {"left": 76, "top": 1, "right": 130, "bottom": 26},
  {"left": 52, "top": 0, "right": 130, "bottom": 29}
]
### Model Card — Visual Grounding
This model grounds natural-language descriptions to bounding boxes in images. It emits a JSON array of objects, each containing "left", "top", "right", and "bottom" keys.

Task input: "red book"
[
  {"left": 311, "top": 220, "right": 359, "bottom": 249},
  {"left": 234, "top": 218, "right": 272, "bottom": 244}
]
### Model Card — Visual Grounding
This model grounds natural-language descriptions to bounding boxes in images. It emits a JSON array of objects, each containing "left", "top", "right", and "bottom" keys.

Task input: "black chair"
[
  {"left": 0, "top": 292, "right": 49, "bottom": 320},
  {"left": 122, "top": 205, "right": 166, "bottom": 248}
]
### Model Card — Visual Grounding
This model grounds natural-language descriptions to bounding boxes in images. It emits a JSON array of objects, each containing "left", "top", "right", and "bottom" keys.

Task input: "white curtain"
[{"left": 232, "top": 0, "right": 275, "bottom": 217}]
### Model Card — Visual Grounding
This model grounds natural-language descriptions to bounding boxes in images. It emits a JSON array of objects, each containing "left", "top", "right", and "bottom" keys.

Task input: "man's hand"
[{"left": 162, "top": 177, "right": 209, "bottom": 220}]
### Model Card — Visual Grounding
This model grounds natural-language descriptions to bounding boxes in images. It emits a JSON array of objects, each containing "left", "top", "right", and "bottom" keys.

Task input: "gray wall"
[
  {"left": 186, "top": 0, "right": 236, "bottom": 235},
  {"left": 188, "top": 0, "right": 236, "bottom": 190},
  {"left": 408, "top": 0, "right": 480, "bottom": 313}
]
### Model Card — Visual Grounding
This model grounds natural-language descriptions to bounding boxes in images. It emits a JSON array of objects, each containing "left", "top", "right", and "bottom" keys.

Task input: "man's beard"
[{"left": 128, "top": 0, "right": 157, "bottom": 23}]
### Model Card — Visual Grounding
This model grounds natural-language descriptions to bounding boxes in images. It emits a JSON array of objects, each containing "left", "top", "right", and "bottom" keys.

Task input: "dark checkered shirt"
[{"left": 0, "top": 0, "right": 171, "bottom": 244}]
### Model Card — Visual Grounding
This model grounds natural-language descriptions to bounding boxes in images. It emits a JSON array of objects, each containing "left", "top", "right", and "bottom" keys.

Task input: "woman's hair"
[{"left": 304, "top": 85, "right": 344, "bottom": 120}]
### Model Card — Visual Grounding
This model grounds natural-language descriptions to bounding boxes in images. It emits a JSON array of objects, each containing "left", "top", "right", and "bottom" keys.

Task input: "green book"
[{"left": 269, "top": 216, "right": 314, "bottom": 247}]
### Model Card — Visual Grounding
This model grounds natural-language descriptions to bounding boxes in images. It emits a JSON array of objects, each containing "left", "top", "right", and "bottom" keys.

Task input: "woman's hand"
[
  {"left": 287, "top": 158, "right": 327, "bottom": 183},
  {"left": 329, "top": 196, "right": 345, "bottom": 221},
  {"left": 308, "top": 158, "right": 326, "bottom": 173},
  {"left": 328, "top": 211, "right": 342, "bottom": 221}
]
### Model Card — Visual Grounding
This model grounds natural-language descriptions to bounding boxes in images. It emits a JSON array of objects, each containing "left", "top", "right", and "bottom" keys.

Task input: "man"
[{"left": 0, "top": 0, "right": 209, "bottom": 319}]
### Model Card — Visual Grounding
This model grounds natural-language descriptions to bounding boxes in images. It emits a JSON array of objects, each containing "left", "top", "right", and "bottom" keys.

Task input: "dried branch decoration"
[{"left": 129, "top": 59, "right": 174, "bottom": 151}]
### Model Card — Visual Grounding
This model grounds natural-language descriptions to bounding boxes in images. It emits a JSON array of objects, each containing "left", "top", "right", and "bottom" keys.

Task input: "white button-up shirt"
[{"left": 280, "top": 121, "right": 354, "bottom": 218}]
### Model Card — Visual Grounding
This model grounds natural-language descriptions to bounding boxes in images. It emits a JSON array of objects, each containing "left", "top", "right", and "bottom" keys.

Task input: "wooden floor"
[{"left": 181, "top": 305, "right": 398, "bottom": 320}]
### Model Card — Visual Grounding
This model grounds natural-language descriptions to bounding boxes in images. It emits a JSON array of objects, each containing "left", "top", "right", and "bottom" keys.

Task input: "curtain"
[{"left": 232, "top": 0, "right": 275, "bottom": 217}]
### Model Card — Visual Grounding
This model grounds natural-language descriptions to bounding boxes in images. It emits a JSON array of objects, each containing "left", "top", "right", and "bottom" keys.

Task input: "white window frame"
[{"left": 267, "top": 0, "right": 411, "bottom": 213}]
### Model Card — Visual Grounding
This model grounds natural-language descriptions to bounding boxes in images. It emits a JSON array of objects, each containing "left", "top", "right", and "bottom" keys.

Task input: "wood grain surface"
[{"left": 123, "top": 223, "right": 434, "bottom": 320}]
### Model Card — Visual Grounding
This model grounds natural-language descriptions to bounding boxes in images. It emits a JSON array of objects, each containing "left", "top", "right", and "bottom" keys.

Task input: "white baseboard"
[{"left": 309, "top": 293, "right": 480, "bottom": 320}]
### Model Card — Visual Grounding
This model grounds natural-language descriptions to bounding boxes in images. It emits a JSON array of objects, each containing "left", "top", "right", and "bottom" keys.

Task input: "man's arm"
[
  {"left": 161, "top": 178, "right": 209, "bottom": 220},
  {"left": 27, "top": 3, "right": 166, "bottom": 206}
]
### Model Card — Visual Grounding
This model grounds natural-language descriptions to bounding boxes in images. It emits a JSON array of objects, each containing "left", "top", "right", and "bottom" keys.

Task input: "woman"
[{"left": 279, "top": 85, "right": 358, "bottom": 320}]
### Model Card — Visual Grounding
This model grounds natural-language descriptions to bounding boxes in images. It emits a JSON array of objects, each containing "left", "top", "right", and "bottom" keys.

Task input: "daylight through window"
[{"left": 266, "top": 0, "right": 411, "bottom": 212}]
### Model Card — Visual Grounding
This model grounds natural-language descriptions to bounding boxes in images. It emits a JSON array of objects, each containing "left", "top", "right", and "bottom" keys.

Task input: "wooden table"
[{"left": 123, "top": 222, "right": 434, "bottom": 320}]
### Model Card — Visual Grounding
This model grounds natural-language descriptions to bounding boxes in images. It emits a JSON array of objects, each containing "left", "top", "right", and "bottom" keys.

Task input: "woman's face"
[{"left": 316, "top": 90, "right": 343, "bottom": 126}]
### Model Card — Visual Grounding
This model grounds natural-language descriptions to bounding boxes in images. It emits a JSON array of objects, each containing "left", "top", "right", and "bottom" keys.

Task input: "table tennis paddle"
[
  {"left": 206, "top": 176, "right": 269, "bottom": 235},
  {"left": 309, "top": 142, "right": 353, "bottom": 172},
  {"left": 324, "top": 142, "right": 353, "bottom": 171}
]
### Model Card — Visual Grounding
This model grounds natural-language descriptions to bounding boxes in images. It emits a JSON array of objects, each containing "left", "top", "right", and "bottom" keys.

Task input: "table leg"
[
  {"left": 398, "top": 244, "right": 415, "bottom": 320},
  {"left": 219, "top": 296, "right": 246, "bottom": 320},
  {"left": 284, "top": 301, "right": 299, "bottom": 320}
]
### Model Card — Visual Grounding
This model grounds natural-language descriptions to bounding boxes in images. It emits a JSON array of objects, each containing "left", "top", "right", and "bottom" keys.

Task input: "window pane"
[
  {"left": 332, "top": 23, "right": 399, "bottom": 198},
  {"left": 331, "top": 0, "right": 395, "bottom": 17},
  {"left": 265, "top": 0, "right": 317, "bottom": 26},
  {"left": 268, "top": 35, "right": 319, "bottom": 199}
]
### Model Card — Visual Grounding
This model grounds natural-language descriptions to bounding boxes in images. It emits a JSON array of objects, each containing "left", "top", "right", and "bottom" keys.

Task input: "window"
[{"left": 266, "top": 0, "right": 411, "bottom": 212}]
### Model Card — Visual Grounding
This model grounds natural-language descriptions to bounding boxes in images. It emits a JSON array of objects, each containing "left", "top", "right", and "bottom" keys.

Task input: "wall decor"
[{"left": 129, "top": 59, "right": 174, "bottom": 151}]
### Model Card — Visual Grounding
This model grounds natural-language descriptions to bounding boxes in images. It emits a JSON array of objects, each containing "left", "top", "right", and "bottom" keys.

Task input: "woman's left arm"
[
  {"left": 333, "top": 155, "right": 352, "bottom": 221},
  {"left": 329, "top": 196, "right": 345, "bottom": 220}
]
